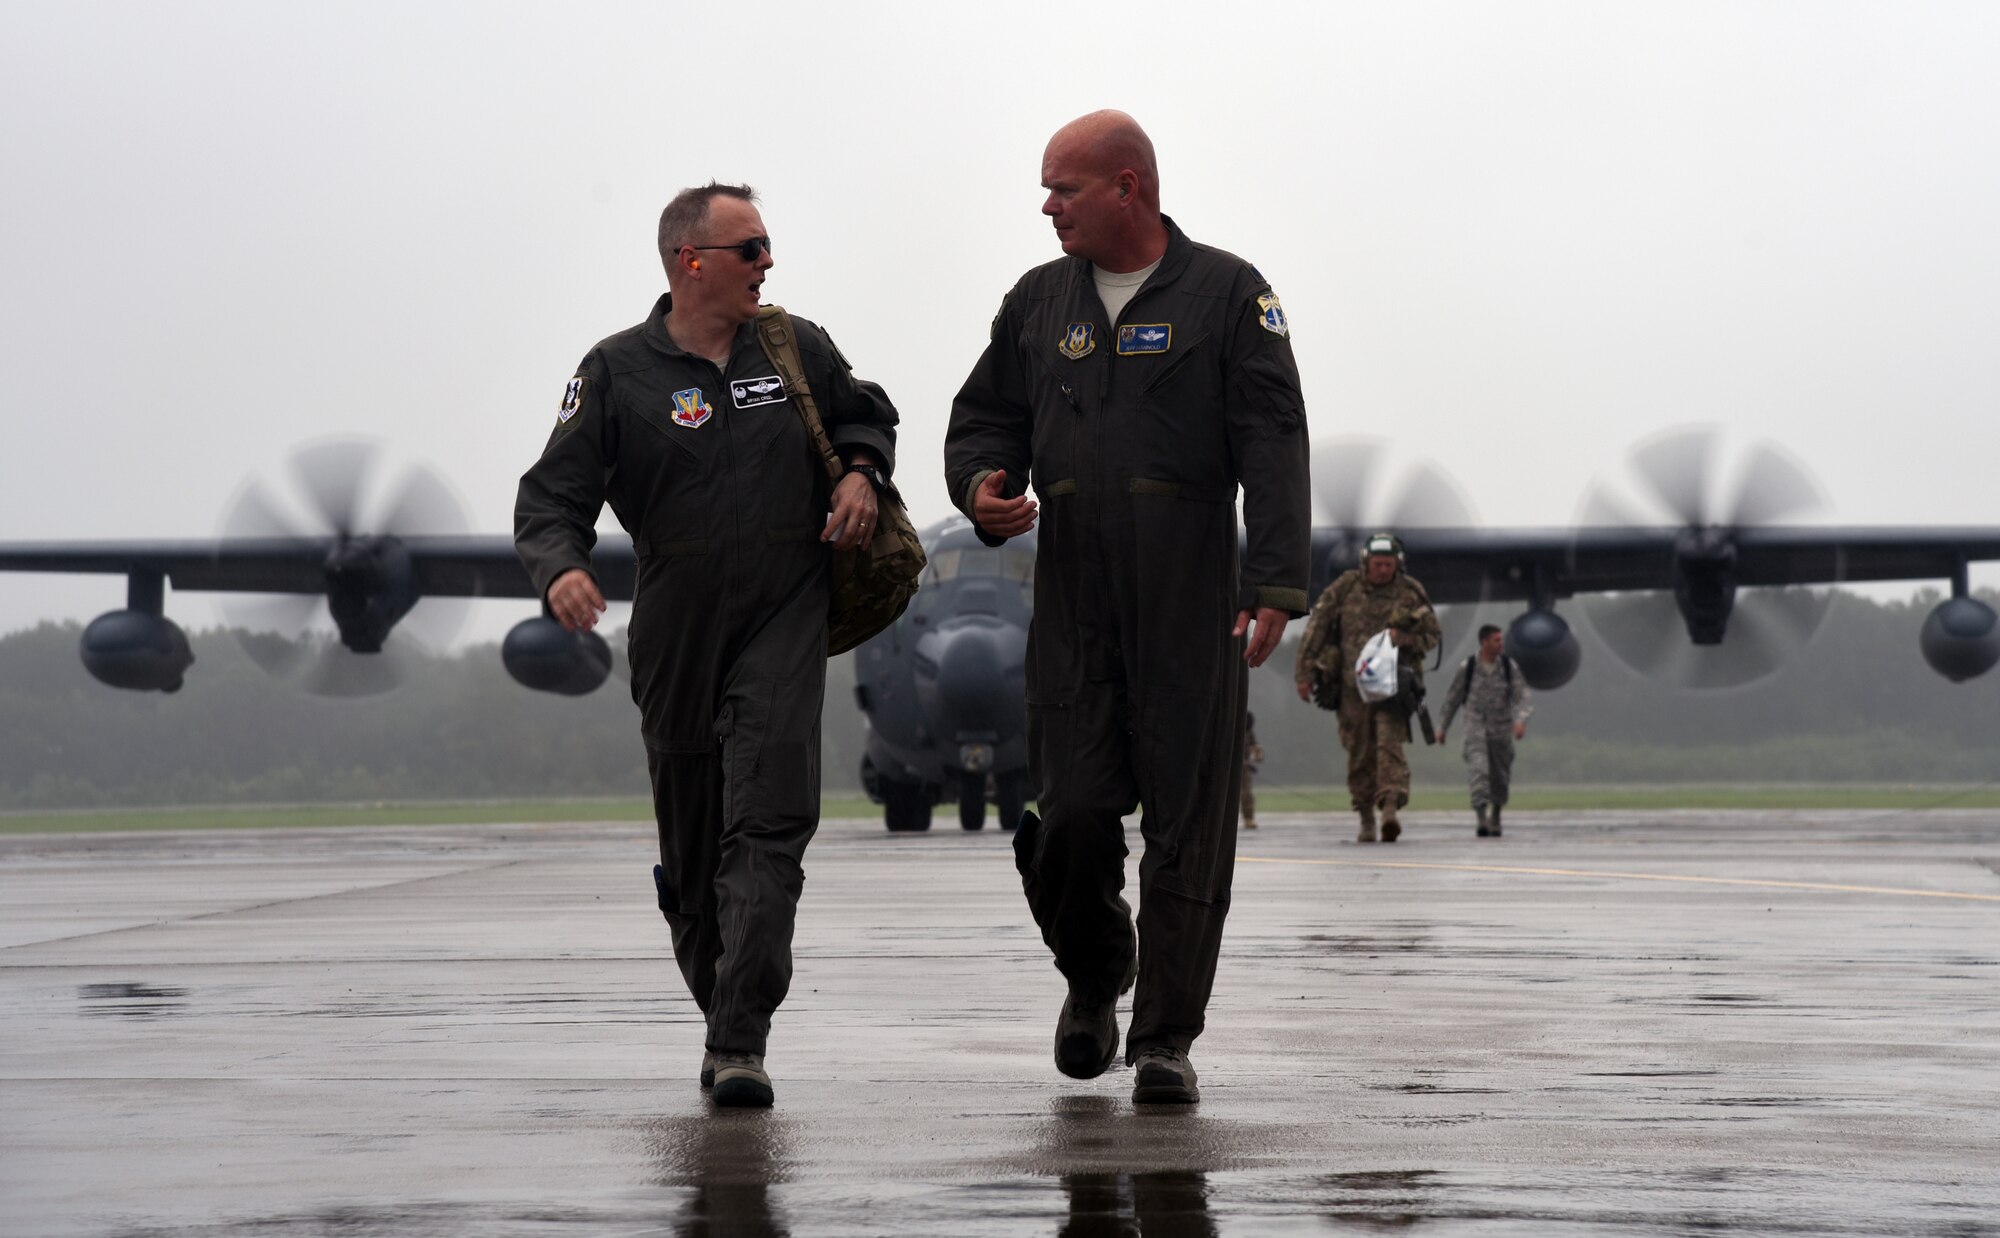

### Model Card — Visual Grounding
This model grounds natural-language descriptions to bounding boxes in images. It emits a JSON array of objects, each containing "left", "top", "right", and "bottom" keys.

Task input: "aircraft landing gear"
[
  {"left": 958, "top": 774, "right": 986, "bottom": 831},
  {"left": 882, "top": 778, "right": 932, "bottom": 833},
  {"left": 995, "top": 769, "right": 1028, "bottom": 834}
]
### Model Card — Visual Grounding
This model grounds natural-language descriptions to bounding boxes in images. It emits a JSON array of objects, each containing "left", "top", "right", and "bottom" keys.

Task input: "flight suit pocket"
[
  {"left": 1124, "top": 487, "right": 1235, "bottom": 690},
  {"left": 1138, "top": 332, "right": 1212, "bottom": 394},
  {"left": 723, "top": 677, "right": 822, "bottom": 833}
]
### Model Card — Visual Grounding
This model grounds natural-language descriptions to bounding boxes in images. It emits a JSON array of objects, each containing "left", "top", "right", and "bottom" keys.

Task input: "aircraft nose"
[{"left": 918, "top": 621, "right": 1027, "bottom": 738}]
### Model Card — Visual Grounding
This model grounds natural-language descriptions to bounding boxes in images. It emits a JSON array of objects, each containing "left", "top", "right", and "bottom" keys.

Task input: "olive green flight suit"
[
  {"left": 944, "top": 218, "right": 1311, "bottom": 1059},
  {"left": 516, "top": 292, "right": 897, "bottom": 1056}
]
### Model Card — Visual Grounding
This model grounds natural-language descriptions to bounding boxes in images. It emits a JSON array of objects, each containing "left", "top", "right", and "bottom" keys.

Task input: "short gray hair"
[{"left": 658, "top": 182, "right": 758, "bottom": 273}]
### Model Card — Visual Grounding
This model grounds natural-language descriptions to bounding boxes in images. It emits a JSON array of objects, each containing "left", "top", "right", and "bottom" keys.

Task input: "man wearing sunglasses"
[
  {"left": 945, "top": 112, "right": 1312, "bottom": 1105},
  {"left": 516, "top": 181, "right": 899, "bottom": 1109}
]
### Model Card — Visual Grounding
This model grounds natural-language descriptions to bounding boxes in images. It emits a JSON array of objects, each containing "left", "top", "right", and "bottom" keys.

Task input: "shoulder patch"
[
  {"left": 1256, "top": 293, "right": 1288, "bottom": 338},
  {"left": 558, "top": 375, "right": 586, "bottom": 423}
]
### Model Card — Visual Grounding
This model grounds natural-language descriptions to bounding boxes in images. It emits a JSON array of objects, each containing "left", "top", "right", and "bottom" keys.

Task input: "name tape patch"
[
  {"left": 1116, "top": 324, "right": 1172, "bottom": 355},
  {"left": 732, "top": 375, "right": 787, "bottom": 408}
]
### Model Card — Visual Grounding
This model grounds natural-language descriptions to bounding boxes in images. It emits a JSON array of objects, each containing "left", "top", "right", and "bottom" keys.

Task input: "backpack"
[{"left": 756, "top": 306, "right": 926, "bottom": 654}]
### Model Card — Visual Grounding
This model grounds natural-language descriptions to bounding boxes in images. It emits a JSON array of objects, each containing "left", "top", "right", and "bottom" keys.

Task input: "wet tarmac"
[{"left": 2, "top": 809, "right": 1997, "bottom": 1236}]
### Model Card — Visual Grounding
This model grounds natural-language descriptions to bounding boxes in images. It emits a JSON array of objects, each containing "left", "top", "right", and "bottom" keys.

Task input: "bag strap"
[{"left": 756, "top": 305, "right": 844, "bottom": 487}]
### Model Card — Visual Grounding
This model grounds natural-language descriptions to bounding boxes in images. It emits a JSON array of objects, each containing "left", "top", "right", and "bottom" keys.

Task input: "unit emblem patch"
[
  {"left": 558, "top": 376, "right": 586, "bottom": 423},
  {"left": 1256, "top": 293, "right": 1289, "bottom": 338},
  {"left": 671, "top": 387, "right": 714, "bottom": 429},
  {"left": 1057, "top": 322, "right": 1096, "bottom": 360},
  {"left": 1116, "top": 324, "right": 1172, "bottom": 355},
  {"left": 731, "top": 375, "right": 787, "bottom": 408}
]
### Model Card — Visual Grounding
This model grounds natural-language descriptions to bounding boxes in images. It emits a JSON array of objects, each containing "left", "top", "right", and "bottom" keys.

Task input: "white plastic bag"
[{"left": 1354, "top": 629, "right": 1399, "bottom": 703}]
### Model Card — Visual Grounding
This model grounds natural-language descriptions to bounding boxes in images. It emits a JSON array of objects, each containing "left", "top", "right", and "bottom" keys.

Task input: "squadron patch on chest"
[
  {"left": 558, "top": 375, "right": 586, "bottom": 423},
  {"left": 1057, "top": 322, "right": 1096, "bottom": 360},
  {"left": 731, "top": 375, "right": 787, "bottom": 408},
  {"left": 1256, "top": 293, "right": 1289, "bottom": 338},
  {"left": 670, "top": 387, "right": 714, "bottom": 429},
  {"left": 1116, "top": 324, "right": 1172, "bottom": 355}
]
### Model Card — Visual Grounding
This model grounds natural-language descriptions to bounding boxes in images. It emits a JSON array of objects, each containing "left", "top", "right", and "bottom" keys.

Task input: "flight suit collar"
[
  {"left": 1062, "top": 214, "right": 1196, "bottom": 312},
  {"left": 641, "top": 292, "right": 758, "bottom": 363}
]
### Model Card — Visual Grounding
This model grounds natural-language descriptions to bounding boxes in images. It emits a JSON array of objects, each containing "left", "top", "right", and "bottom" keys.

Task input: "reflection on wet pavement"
[
  {"left": 1057, "top": 1171, "right": 1215, "bottom": 1237},
  {"left": 644, "top": 1109, "right": 794, "bottom": 1236},
  {"left": 5, "top": 811, "right": 1998, "bottom": 1236}
]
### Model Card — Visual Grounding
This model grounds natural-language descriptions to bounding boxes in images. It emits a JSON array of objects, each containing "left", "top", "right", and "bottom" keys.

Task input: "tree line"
[{"left": 1, "top": 587, "right": 1993, "bottom": 810}]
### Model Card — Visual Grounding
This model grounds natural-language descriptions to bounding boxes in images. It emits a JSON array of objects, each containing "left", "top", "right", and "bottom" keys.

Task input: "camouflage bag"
[{"left": 756, "top": 306, "right": 926, "bottom": 654}]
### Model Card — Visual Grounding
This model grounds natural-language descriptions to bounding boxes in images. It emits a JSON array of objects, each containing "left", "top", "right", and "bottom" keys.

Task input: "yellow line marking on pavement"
[{"left": 1236, "top": 857, "right": 2000, "bottom": 903}]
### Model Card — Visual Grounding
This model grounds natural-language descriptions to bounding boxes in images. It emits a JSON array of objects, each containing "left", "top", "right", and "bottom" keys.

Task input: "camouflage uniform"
[
  {"left": 1438, "top": 653, "right": 1533, "bottom": 815},
  {"left": 1293, "top": 567, "right": 1440, "bottom": 815}
]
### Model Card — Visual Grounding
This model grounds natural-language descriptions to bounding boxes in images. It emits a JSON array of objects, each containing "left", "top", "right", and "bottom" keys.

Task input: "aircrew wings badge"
[
  {"left": 558, "top": 376, "right": 586, "bottom": 423},
  {"left": 1256, "top": 293, "right": 1289, "bottom": 337},
  {"left": 1058, "top": 322, "right": 1095, "bottom": 360},
  {"left": 671, "top": 387, "right": 714, "bottom": 429}
]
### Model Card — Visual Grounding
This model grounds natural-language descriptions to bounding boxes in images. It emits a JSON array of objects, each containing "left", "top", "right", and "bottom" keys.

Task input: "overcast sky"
[{"left": 2, "top": 1, "right": 1996, "bottom": 648}]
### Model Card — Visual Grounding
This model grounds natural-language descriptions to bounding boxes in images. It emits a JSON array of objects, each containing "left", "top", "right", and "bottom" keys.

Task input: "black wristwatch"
[{"left": 847, "top": 463, "right": 888, "bottom": 495}]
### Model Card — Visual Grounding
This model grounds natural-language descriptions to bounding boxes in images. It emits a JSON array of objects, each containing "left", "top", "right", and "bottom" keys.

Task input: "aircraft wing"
[
  {"left": 0, "top": 537, "right": 640, "bottom": 601},
  {"left": 1316, "top": 526, "right": 2000, "bottom": 606}
]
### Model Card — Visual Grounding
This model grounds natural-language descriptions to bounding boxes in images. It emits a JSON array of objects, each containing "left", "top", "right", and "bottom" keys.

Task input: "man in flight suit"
[
  {"left": 515, "top": 182, "right": 899, "bottom": 1108},
  {"left": 1293, "top": 533, "right": 1441, "bottom": 843},
  {"left": 945, "top": 110, "right": 1312, "bottom": 1105}
]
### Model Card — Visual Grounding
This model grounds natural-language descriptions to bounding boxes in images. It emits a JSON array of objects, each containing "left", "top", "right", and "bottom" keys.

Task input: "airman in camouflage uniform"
[
  {"left": 1437, "top": 624, "right": 1533, "bottom": 837},
  {"left": 1293, "top": 534, "right": 1440, "bottom": 842}
]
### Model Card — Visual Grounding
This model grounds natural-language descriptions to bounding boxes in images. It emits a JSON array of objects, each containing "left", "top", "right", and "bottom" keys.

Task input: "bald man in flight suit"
[{"left": 946, "top": 111, "right": 1312, "bottom": 1105}]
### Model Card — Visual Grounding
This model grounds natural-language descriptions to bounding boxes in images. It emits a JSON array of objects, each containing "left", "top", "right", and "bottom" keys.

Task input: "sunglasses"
[{"left": 687, "top": 236, "right": 773, "bottom": 262}]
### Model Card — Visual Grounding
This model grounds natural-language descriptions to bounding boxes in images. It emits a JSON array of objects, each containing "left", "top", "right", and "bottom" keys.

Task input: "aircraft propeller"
[
  {"left": 1573, "top": 425, "right": 1840, "bottom": 690},
  {"left": 216, "top": 439, "right": 474, "bottom": 697},
  {"left": 1309, "top": 436, "right": 1486, "bottom": 669}
]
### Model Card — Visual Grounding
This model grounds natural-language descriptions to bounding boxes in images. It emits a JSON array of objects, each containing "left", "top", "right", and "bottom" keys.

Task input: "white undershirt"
[{"left": 1093, "top": 256, "right": 1161, "bottom": 325}]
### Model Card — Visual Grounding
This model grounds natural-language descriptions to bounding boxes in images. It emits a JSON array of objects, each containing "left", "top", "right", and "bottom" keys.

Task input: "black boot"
[{"left": 1491, "top": 805, "right": 1502, "bottom": 837}]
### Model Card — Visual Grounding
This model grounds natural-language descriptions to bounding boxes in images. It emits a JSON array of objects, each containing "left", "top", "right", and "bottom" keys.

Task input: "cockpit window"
[{"left": 926, "top": 547, "right": 1035, "bottom": 585}]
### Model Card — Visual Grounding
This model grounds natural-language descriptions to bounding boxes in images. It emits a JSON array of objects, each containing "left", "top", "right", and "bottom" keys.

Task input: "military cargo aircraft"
[
  {"left": 2, "top": 430, "right": 1996, "bottom": 833},
  {"left": 850, "top": 518, "right": 1035, "bottom": 833}
]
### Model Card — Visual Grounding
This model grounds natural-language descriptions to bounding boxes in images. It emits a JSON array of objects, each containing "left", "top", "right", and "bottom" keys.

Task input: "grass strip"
[{"left": 4, "top": 786, "right": 1997, "bottom": 835}]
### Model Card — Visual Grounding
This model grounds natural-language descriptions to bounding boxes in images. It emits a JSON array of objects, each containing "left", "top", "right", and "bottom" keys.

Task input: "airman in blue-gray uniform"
[{"left": 1438, "top": 623, "right": 1533, "bottom": 837}]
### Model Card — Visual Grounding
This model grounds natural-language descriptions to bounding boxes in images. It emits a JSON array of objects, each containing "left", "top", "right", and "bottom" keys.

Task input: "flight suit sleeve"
[
  {"left": 1222, "top": 273, "right": 1311, "bottom": 616},
  {"left": 796, "top": 318, "right": 899, "bottom": 476},
  {"left": 515, "top": 351, "right": 613, "bottom": 601},
  {"left": 1293, "top": 583, "right": 1337, "bottom": 687},
  {"left": 944, "top": 289, "right": 1035, "bottom": 548}
]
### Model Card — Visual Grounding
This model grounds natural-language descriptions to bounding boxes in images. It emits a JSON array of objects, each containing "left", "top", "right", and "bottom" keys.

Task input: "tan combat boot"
[
  {"left": 1356, "top": 803, "right": 1378, "bottom": 844},
  {"left": 1378, "top": 797, "right": 1402, "bottom": 843}
]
